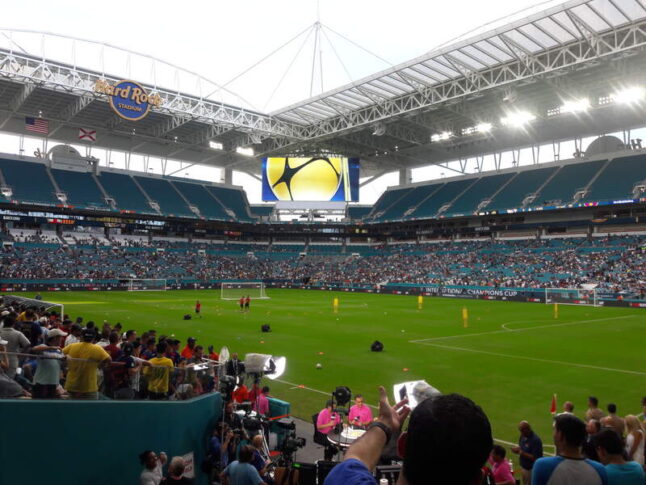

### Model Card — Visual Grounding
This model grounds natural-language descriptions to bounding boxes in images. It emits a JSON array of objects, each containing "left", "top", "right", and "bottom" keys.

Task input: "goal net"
[
  {"left": 221, "top": 282, "right": 269, "bottom": 300},
  {"left": 544, "top": 288, "right": 598, "bottom": 306},
  {"left": 1, "top": 295, "right": 64, "bottom": 319},
  {"left": 122, "top": 279, "right": 167, "bottom": 291}
]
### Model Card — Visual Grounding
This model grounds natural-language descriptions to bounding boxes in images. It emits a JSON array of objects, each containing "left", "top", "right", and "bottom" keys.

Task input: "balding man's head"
[
  {"left": 519, "top": 421, "right": 532, "bottom": 437},
  {"left": 564, "top": 401, "right": 574, "bottom": 412}
]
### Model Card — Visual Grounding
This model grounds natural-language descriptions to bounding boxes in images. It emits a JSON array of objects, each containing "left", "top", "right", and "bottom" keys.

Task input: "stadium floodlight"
[
  {"left": 244, "top": 353, "right": 286, "bottom": 380},
  {"left": 475, "top": 122, "right": 493, "bottom": 133},
  {"left": 209, "top": 141, "right": 223, "bottom": 150},
  {"left": 560, "top": 98, "right": 590, "bottom": 114},
  {"left": 613, "top": 87, "right": 645, "bottom": 105},
  {"left": 500, "top": 111, "right": 535, "bottom": 128},
  {"left": 431, "top": 131, "right": 452, "bottom": 142},
  {"left": 236, "top": 147, "right": 255, "bottom": 156}
]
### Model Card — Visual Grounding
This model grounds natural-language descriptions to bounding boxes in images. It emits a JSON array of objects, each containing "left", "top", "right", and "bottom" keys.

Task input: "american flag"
[
  {"left": 78, "top": 128, "right": 97, "bottom": 142},
  {"left": 25, "top": 117, "right": 49, "bottom": 134}
]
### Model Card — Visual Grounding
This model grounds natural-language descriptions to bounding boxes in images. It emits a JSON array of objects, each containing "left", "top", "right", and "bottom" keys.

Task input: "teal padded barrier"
[{"left": 0, "top": 392, "right": 222, "bottom": 485}]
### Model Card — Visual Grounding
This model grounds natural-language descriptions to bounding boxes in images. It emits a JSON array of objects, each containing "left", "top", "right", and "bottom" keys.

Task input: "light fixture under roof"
[
  {"left": 500, "top": 111, "right": 535, "bottom": 128},
  {"left": 431, "top": 131, "right": 453, "bottom": 142},
  {"left": 560, "top": 98, "right": 590, "bottom": 114},
  {"left": 475, "top": 122, "right": 493, "bottom": 133},
  {"left": 236, "top": 146, "right": 255, "bottom": 156},
  {"left": 612, "top": 87, "right": 645, "bottom": 105}
]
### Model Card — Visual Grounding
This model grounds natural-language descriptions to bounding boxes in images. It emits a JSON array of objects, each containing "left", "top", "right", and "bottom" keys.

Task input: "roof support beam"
[{"left": 0, "top": 83, "right": 36, "bottom": 130}]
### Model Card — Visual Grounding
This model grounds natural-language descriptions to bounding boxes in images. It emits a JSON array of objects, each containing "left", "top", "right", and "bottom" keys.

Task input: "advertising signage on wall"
[{"left": 94, "top": 79, "right": 163, "bottom": 121}]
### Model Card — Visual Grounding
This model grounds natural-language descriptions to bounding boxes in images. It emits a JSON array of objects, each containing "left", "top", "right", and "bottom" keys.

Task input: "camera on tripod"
[{"left": 276, "top": 419, "right": 306, "bottom": 457}]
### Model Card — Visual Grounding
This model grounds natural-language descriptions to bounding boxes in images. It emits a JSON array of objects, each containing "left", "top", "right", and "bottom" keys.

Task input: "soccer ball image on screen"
[{"left": 266, "top": 157, "right": 342, "bottom": 201}]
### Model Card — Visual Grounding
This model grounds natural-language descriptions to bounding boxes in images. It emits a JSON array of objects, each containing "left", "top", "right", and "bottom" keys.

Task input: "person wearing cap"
[
  {"left": 32, "top": 328, "right": 67, "bottom": 399},
  {"left": 181, "top": 337, "right": 196, "bottom": 360},
  {"left": 63, "top": 328, "right": 111, "bottom": 399}
]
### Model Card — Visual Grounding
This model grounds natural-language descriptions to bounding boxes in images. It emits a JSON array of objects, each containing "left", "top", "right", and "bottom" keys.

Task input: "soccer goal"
[
  {"left": 544, "top": 288, "right": 599, "bottom": 306},
  {"left": 122, "top": 279, "right": 167, "bottom": 291},
  {"left": 2, "top": 295, "right": 65, "bottom": 318},
  {"left": 220, "top": 281, "right": 270, "bottom": 300}
]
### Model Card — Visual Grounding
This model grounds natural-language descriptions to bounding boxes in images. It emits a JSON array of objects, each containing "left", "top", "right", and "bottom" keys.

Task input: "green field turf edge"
[{"left": 19, "top": 288, "right": 646, "bottom": 451}]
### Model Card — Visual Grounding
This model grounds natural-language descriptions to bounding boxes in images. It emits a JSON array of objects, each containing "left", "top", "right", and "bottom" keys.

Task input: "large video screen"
[{"left": 262, "top": 156, "right": 359, "bottom": 202}]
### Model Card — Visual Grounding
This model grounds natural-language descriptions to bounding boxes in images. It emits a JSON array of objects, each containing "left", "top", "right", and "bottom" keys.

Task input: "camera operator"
[
  {"left": 220, "top": 401, "right": 244, "bottom": 430},
  {"left": 205, "top": 423, "right": 235, "bottom": 482}
]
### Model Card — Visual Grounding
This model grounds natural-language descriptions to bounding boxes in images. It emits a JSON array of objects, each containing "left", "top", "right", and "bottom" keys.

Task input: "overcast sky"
[{"left": 0, "top": 0, "right": 561, "bottom": 203}]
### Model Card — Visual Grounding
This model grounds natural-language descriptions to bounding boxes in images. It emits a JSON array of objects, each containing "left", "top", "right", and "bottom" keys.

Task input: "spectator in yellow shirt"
[
  {"left": 63, "top": 329, "right": 111, "bottom": 399},
  {"left": 144, "top": 341, "right": 174, "bottom": 400}
]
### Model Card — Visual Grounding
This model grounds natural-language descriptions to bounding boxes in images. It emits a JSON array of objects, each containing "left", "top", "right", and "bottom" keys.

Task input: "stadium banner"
[
  {"left": 261, "top": 156, "right": 359, "bottom": 202},
  {"left": 94, "top": 79, "right": 163, "bottom": 121}
]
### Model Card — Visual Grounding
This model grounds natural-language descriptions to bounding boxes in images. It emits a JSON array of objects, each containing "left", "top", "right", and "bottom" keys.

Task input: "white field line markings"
[
  {"left": 412, "top": 340, "right": 646, "bottom": 376},
  {"left": 273, "top": 378, "right": 557, "bottom": 453},
  {"left": 409, "top": 316, "right": 633, "bottom": 343}
]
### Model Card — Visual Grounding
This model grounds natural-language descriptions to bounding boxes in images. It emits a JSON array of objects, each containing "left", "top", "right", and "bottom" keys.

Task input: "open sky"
[{"left": 0, "top": 0, "right": 567, "bottom": 203}]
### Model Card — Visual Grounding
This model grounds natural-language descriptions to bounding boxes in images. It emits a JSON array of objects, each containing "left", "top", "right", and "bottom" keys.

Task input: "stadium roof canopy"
[{"left": 2, "top": 0, "right": 646, "bottom": 177}]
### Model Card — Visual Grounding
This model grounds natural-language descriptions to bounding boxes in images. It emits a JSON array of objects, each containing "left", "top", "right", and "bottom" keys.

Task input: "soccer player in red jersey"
[{"left": 195, "top": 300, "right": 202, "bottom": 318}]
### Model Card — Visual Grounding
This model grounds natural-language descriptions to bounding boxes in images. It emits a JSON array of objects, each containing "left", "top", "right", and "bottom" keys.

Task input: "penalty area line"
[{"left": 409, "top": 315, "right": 633, "bottom": 343}]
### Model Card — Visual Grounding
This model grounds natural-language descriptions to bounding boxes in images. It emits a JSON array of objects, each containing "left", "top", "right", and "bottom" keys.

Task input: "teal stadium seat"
[
  {"left": 487, "top": 167, "right": 556, "bottom": 212},
  {"left": 206, "top": 186, "right": 255, "bottom": 222},
  {"left": 50, "top": 169, "right": 109, "bottom": 209},
  {"left": 366, "top": 186, "right": 414, "bottom": 221},
  {"left": 583, "top": 154, "right": 646, "bottom": 203},
  {"left": 0, "top": 159, "right": 57, "bottom": 205},
  {"left": 531, "top": 160, "right": 606, "bottom": 207},
  {"left": 408, "top": 179, "right": 475, "bottom": 220},
  {"left": 96, "top": 172, "right": 155, "bottom": 214},
  {"left": 376, "top": 184, "right": 443, "bottom": 222},
  {"left": 172, "top": 180, "right": 232, "bottom": 220},
  {"left": 250, "top": 205, "right": 274, "bottom": 218},
  {"left": 347, "top": 206, "right": 372, "bottom": 220},
  {"left": 133, "top": 176, "right": 194, "bottom": 218},
  {"left": 446, "top": 173, "right": 515, "bottom": 217}
]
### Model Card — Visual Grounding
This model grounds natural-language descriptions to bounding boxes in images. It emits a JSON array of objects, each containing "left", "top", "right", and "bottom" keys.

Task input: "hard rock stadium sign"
[{"left": 94, "top": 79, "right": 163, "bottom": 121}]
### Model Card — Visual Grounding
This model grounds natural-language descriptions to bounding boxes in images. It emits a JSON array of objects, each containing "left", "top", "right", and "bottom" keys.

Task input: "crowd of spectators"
[
  {"left": 0, "top": 299, "right": 224, "bottom": 401},
  {"left": 1, "top": 235, "right": 644, "bottom": 296}
]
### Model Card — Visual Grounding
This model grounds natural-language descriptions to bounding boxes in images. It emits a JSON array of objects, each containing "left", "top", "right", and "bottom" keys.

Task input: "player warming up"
[
  {"left": 239, "top": 296, "right": 244, "bottom": 313},
  {"left": 195, "top": 300, "right": 201, "bottom": 318},
  {"left": 244, "top": 295, "right": 251, "bottom": 313}
]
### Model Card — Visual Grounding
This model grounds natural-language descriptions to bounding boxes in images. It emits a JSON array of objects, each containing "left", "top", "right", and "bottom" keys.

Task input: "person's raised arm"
[{"left": 344, "top": 386, "right": 409, "bottom": 471}]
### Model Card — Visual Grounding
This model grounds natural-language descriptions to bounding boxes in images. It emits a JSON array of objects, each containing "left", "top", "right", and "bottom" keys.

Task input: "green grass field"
[{"left": 26, "top": 288, "right": 646, "bottom": 447}]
